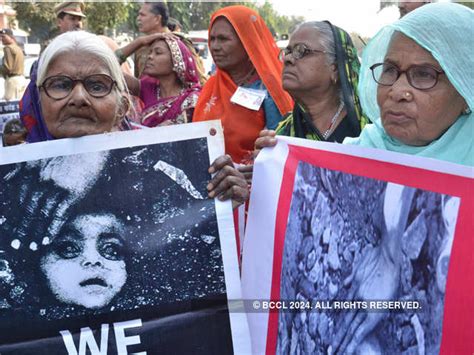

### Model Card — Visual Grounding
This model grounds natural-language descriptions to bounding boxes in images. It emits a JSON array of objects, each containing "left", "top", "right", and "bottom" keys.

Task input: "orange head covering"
[{"left": 193, "top": 5, "right": 293, "bottom": 163}]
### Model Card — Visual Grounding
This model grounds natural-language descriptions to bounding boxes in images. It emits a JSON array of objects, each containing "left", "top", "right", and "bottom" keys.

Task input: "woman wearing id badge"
[{"left": 193, "top": 5, "right": 293, "bottom": 164}]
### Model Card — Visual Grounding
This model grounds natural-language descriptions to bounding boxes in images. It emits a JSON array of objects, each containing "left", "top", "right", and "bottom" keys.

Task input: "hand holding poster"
[
  {"left": 242, "top": 137, "right": 473, "bottom": 355},
  {"left": 0, "top": 121, "right": 250, "bottom": 354}
]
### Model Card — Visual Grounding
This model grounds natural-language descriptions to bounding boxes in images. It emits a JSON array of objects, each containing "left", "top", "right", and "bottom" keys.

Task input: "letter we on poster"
[
  {"left": 242, "top": 137, "right": 473, "bottom": 355},
  {"left": 0, "top": 121, "right": 251, "bottom": 354}
]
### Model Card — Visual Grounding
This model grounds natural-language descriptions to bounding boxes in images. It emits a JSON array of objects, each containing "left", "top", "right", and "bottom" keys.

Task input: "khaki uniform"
[
  {"left": 54, "top": 1, "right": 86, "bottom": 18},
  {"left": 1, "top": 42, "right": 25, "bottom": 101}
]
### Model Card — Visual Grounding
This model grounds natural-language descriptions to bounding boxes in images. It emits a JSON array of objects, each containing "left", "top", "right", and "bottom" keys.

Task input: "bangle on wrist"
[{"left": 115, "top": 48, "right": 127, "bottom": 65}]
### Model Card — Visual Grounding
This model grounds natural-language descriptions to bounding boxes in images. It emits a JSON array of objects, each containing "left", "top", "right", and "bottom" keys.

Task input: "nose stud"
[{"left": 404, "top": 92, "right": 412, "bottom": 99}]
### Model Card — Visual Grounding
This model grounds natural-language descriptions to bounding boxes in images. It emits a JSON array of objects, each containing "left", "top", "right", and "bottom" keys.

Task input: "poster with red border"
[{"left": 242, "top": 137, "right": 473, "bottom": 355}]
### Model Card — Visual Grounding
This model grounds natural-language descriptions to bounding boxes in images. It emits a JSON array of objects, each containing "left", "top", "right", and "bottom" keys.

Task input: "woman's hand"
[
  {"left": 207, "top": 155, "right": 249, "bottom": 209},
  {"left": 253, "top": 129, "right": 277, "bottom": 160},
  {"left": 140, "top": 32, "right": 178, "bottom": 47},
  {"left": 238, "top": 164, "right": 253, "bottom": 185}
]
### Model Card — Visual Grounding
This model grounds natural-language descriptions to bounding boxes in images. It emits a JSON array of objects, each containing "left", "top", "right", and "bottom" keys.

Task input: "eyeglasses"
[
  {"left": 39, "top": 74, "right": 117, "bottom": 100},
  {"left": 279, "top": 43, "right": 328, "bottom": 61},
  {"left": 370, "top": 62, "right": 445, "bottom": 90}
]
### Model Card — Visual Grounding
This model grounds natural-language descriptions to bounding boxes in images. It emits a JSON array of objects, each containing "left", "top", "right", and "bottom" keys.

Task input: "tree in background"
[
  {"left": 11, "top": 1, "right": 134, "bottom": 42},
  {"left": 86, "top": 1, "right": 130, "bottom": 35},
  {"left": 166, "top": 1, "right": 303, "bottom": 38},
  {"left": 454, "top": 1, "right": 473, "bottom": 9},
  {"left": 253, "top": 1, "right": 304, "bottom": 37},
  {"left": 11, "top": 1, "right": 306, "bottom": 42},
  {"left": 125, "top": 1, "right": 140, "bottom": 35},
  {"left": 10, "top": 2, "right": 56, "bottom": 43},
  {"left": 168, "top": 2, "right": 246, "bottom": 32}
]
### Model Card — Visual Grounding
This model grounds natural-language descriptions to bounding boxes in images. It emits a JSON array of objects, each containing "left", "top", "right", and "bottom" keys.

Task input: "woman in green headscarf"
[
  {"left": 275, "top": 21, "right": 368, "bottom": 142},
  {"left": 332, "top": 4, "right": 473, "bottom": 353},
  {"left": 344, "top": 2, "right": 473, "bottom": 166},
  {"left": 251, "top": 21, "right": 368, "bottom": 164}
]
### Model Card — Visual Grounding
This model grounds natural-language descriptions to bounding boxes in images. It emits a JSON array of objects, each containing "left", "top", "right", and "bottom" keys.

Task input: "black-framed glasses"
[
  {"left": 370, "top": 62, "right": 445, "bottom": 90},
  {"left": 279, "top": 43, "right": 328, "bottom": 61},
  {"left": 39, "top": 74, "right": 117, "bottom": 100}
]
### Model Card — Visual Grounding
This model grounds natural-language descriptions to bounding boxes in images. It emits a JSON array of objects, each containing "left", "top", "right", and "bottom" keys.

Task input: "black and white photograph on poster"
[
  {"left": 0, "top": 101, "right": 20, "bottom": 129},
  {"left": 0, "top": 123, "right": 249, "bottom": 354},
  {"left": 0, "top": 100, "right": 21, "bottom": 147},
  {"left": 277, "top": 161, "right": 460, "bottom": 355}
]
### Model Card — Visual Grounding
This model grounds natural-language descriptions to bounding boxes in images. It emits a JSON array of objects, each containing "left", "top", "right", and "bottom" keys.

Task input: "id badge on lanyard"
[{"left": 230, "top": 86, "right": 267, "bottom": 111}]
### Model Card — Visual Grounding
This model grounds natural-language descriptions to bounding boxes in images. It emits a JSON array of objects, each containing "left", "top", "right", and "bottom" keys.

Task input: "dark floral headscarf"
[{"left": 277, "top": 22, "right": 369, "bottom": 141}]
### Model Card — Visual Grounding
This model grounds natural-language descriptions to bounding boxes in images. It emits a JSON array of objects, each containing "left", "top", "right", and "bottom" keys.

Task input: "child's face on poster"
[{"left": 40, "top": 214, "right": 127, "bottom": 309}]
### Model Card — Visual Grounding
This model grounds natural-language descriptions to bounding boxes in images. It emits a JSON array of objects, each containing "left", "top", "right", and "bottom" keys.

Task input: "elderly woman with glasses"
[
  {"left": 331, "top": 4, "right": 472, "bottom": 354},
  {"left": 25, "top": 31, "right": 131, "bottom": 140},
  {"left": 344, "top": 3, "right": 472, "bottom": 166},
  {"left": 249, "top": 21, "right": 368, "bottom": 181},
  {"left": 265, "top": 22, "right": 367, "bottom": 139},
  {"left": 252, "top": 21, "right": 368, "bottom": 162},
  {"left": 277, "top": 21, "right": 368, "bottom": 141}
]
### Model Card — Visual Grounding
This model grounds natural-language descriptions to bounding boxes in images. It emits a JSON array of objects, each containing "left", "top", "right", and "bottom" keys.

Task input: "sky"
[
  {"left": 269, "top": 0, "right": 457, "bottom": 37},
  {"left": 269, "top": 0, "right": 400, "bottom": 37}
]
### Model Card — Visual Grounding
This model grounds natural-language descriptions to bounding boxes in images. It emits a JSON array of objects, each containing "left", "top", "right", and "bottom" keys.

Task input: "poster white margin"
[
  {"left": 241, "top": 140, "right": 289, "bottom": 354},
  {"left": 1, "top": 121, "right": 220, "bottom": 165},
  {"left": 207, "top": 123, "right": 252, "bottom": 354}
]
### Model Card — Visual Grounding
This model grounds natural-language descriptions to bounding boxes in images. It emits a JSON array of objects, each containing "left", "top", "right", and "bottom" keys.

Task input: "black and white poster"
[
  {"left": 278, "top": 163, "right": 459, "bottom": 355},
  {"left": 0, "top": 121, "right": 250, "bottom": 354},
  {"left": 0, "top": 100, "right": 20, "bottom": 144},
  {"left": 0, "top": 100, "right": 20, "bottom": 132}
]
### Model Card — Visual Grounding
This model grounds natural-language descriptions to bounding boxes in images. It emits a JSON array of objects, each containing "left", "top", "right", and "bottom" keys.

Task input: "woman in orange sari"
[{"left": 193, "top": 5, "right": 293, "bottom": 164}]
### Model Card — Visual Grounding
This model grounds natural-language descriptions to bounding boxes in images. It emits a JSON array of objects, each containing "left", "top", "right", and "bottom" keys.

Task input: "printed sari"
[{"left": 139, "top": 38, "right": 201, "bottom": 127}]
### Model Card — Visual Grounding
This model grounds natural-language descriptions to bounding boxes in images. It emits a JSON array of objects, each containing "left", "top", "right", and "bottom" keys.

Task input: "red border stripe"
[{"left": 265, "top": 145, "right": 473, "bottom": 354}]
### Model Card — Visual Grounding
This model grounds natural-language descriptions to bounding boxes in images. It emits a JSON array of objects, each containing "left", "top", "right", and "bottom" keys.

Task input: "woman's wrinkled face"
[
  {"left": 143, "top": 40, "right": 174, "bottom": 78},
  {"left": 377, "top": 33, "right": 466, "bottom": 146},
  {"left": 41, "top": 214, "right": 127, "bottom": 309},
  {"left": 40, "top": 51, "right": 126, "bottom": 139},
  {"left": 209, "top": 17, "right": 249, "bottom": 73},
  {"left": 281, "top": 27, "right": 336, "bottom": 97}
]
